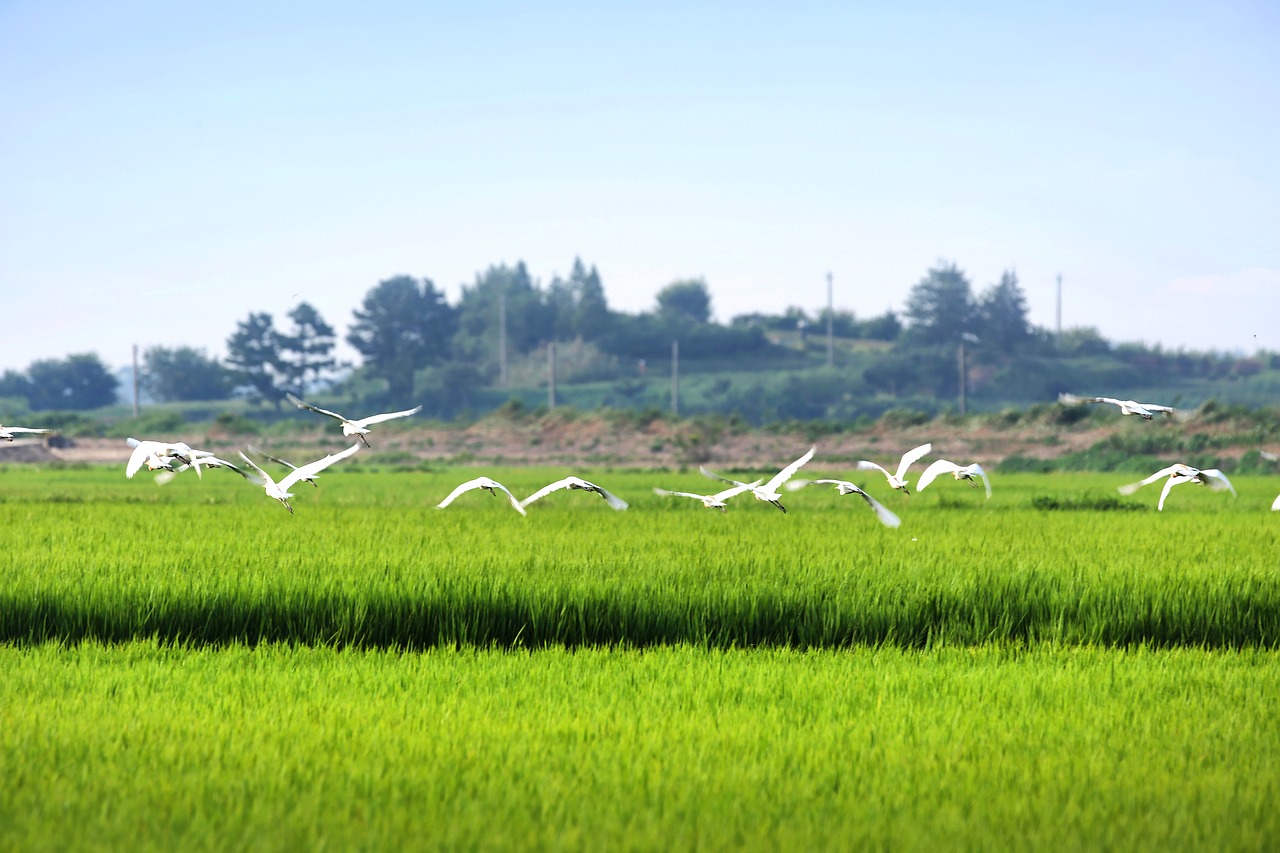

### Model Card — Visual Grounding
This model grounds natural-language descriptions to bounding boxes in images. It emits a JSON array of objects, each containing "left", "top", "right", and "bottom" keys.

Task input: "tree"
[
  {"left": 655, "top": 279, "right": 712, "bottom": 324},
  {"left": 279, "top": 302, "right": 338, "bottom": 396},
  {"left": 347, "top": 275, "right": 456, "bottom": 401},
  {"left": 226, "top": 312, "right": 285, "bottom": 404},
  {"left": 903, "top": 262, "right": 975, "bottom": 346},
  {"left": 976, "top": 270, "right": 1032, "bottom": 354},
  {"left": 0, "top": 369, "right": 31, "bottom": 402},
  {"left": 24, "top": 353, "right": 119, "bottom": 410},
  {"left": 546, "top": 258, "right": 611, "bottom": 342},
  {"left": 861, "top": 311, "right": 902, "bottom": 342},
  {"left": 141, "top": 346, "right": 233, "bottom": 402},
  {"left": 453, "top": 262, "right": 555, "bottom": 370},
  {"left": 570, "top": 259, "right": 610, "bottom": 341}
]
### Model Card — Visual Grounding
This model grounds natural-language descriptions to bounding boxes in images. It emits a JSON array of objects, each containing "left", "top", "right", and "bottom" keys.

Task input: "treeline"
[{"left": 1, "top": 259, "right": 1273, "bottom": 419}]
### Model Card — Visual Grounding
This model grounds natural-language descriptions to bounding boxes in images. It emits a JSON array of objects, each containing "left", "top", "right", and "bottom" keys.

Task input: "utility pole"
[
  {"left": 1056, "top": 273, "right": 1062, "bottom": 348},
  {"left": 498, "top": 289, "right": 508, "bottom": 389},
  {"left": 958, "top": 333, "right": 979, "bottom": 416},
  {"left": 671, "top": 339, "right": 679, "bottom": 416},
  {"left": 826, "top": 271, "right": 834, "bottom": 367},
  {"left": 547, "top": 342, "right": 556, "bottom": 411},
  {"left": 132, "top": 344, "right": 140, "bottom": 418}
]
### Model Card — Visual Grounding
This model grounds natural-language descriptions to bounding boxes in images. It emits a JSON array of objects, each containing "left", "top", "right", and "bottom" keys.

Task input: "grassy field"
[{"left": 1, "top": 463, "right": 1278, "bottom": 849}]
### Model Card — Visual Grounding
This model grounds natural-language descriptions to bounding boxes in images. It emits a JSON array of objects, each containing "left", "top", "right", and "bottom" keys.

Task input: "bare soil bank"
[{"left": 1, "top": 413, "right": 1263, "bottom": 471}]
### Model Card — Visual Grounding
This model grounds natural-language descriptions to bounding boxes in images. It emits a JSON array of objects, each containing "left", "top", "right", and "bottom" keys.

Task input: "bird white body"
[
  {"left": 125, "top": 438, "right": 200, "bottom": 478},
  {"left": 237, "top": 443, "right": 361, "bottom": 513},
  {"left": 1272, "top": 493, "right": 1280, "bottom": 511},
  {"left": 786, "top": 478, "right": 902, "bottom": 528},
  {"left": 520, "top": 476, "right": 628, "bottom": 511},
  {"left": 916, "top": 459, "right": 992, "bottom": 499},
  {"left": 700, "top": 446, "right": 816, "bottom": 512},
  {"left": 1058, "top": 393, "right": 1180, "bottom": 420},
  {"left": 437, "top": 476, "right": 526, "bottom": 516},
  {"left": 1117, "top": 463, "right": 1236, "bottom": 510},
  {"left": 287, "top": 393, "right": 422, "bottom": 446},
  {"left": 854, "top": 443, "right": 932, "bottom": 494},
  {"left": 0, "top": 425, "right": 52, "bottom": 441},
  {"left": 652, "top": 480, "right": 761, "bottom": 512}
]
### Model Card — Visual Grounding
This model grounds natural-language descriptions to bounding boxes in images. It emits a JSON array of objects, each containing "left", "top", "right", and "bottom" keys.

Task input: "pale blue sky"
[{"left": 2, "top": 1, "right": 1278, "bottom": 373}]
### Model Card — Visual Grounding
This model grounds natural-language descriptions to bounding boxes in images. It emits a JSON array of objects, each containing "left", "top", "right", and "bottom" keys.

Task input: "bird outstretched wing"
[
  {"left": 713, "top": 480, "right": 760, "bottom": 502},
  {"left": 1199, "top": 469, "right": 1236, "bottom": 496},
  {"left": 585, "top": 480, "right": 629, "bottom": 510},
  {"left": 894, "top": 443, "right": 933, "bottom": 481},
  {"left": 915, "top": 459, "right": 959, "bottom": 493},
  {"left": 279, "top": 443, "right": 361, "bottom": 491},
  {"left": 653, "top": 487, "right": 706, "bottom": 501},
  {"left": 853, "top": 460, "right": 892, "bottom": 479},
  {"left": 764, "top": 447, "right": 816, "bottom": 492},
  {"left": 699, "top": 465, "right": 753, "bottom": 489},
  {"left": 286, "top": 393, "right": 347, "bottom": 422},
  {"left": 1116, "top": 465, "right": 1184, "bottom": 496},
  {"left": 855, "top": 489, "right": 902, "bottom": 529},
  {"left": 354, "top": 406, "right": 423, "bottom": 427}
]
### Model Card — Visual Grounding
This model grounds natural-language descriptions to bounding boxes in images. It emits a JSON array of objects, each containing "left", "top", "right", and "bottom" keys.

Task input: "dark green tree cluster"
[
  {"left": 225, "top": 301, "right": 342, "bottom": 405},
  {"left": 863, "top": 262, "right": 1035, "bottom": 397},
  {"left": 141, "top": 347, "right": 232, "bottom": 402},
  {"left": 7, "top": 253, "right": 1272, "bottom": 420},
  {"left": 0, "top": 354, "right": 119, "bottom": 411}
]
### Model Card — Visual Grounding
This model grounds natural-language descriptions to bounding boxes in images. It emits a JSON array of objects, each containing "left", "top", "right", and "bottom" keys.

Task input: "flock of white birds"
[{"left": 3, "top": 390, "right": 1279, "bottom": 517}]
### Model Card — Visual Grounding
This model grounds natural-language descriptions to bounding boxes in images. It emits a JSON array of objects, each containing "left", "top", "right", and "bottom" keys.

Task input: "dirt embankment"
[{"left": 1, "top": 412, "right": 1263, "bottom": 471}]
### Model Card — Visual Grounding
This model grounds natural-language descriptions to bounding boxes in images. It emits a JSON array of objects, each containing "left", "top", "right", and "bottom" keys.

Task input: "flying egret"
[
  {"left": 699, "top": 446, "right": 816, "bottom": 512},
  {"left": 1058, "top": 393, "right": 1183, "bottom": 420},
  {"left": 785, "top": 478, "right": 901, "bottom": 528},
  {"left": 125, "top": 438, "right": 203, "bottom": 478},
  {"left": 246, "top": 445, "right": 320, "bottom": 488},
  {"left": 854, "top": 443, "right": 932, "bottom": 494},
  {"left": 916, "top": 459, "right": 992, "bottom": 499},
  {"left": 652, "top": 480, "right": 761, "bottom": 513},
  {"left": 0, "top": 425, "right": 53, "bottom": 442},
  {"left": 437, "top": 476, "right": 527, "bottom": 516},
  {"left": 1117, "top": 463, "right": 1236, "bottom": 511},
  {"left": 520, "top": 476, "right": 629, "bottom": 511},
  {"left": 286, "top": 393, "right": 422, "bottom": 447},
  {"left": 237, "top": 443, "right": 362, "bottom": 514},
  {"left": 154, "top": 455, "right": 258, "bottom": 486}
]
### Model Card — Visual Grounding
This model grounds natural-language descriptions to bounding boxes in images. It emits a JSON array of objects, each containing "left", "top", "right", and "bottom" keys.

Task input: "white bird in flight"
[
  {"left": 916, "top": 459, "right": 992, "bottom": 499},
  {"left": 699, "top": 446, "right": 816, "bottom": 513},
  {"left": 1058, "top": 393, "right": 1182, "bottom": 420},
  {"left": 125, "top": 438, "right": 203, "bottom": 478},
  {"left": 854, "top": 443, "right": 932, "bottom": 494},
  {"left": 652, "top": 480, "right": 761, "bottom": 513},
  {"left": 1, "top": 424, "right": 53, "bottom": 441},
  {"left": 246, "top": 445, "right": 321, "bottom": 488},
  {"left": 437, "top": 476, "right": 527, "bottom": 516},
  {"left": 237, "top": 443, "right": 362, "bottom": 514},
  {"left": 286, "top": 393, "right": 422, "bottom": 447},
  {"left": 785, "top": 478, "right": 902, "bottom": 527},
  {"left": 1117, "top": 463, "right": 1236, "bottom": 511},
  {"left": 520, "top": 476, "right": 629, "bottom": 511}
]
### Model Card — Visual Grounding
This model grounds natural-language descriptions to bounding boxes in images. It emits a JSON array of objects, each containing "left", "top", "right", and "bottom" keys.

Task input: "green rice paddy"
[{"left": 2, "top": 464, "right": 1278, "bottom": 850}]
